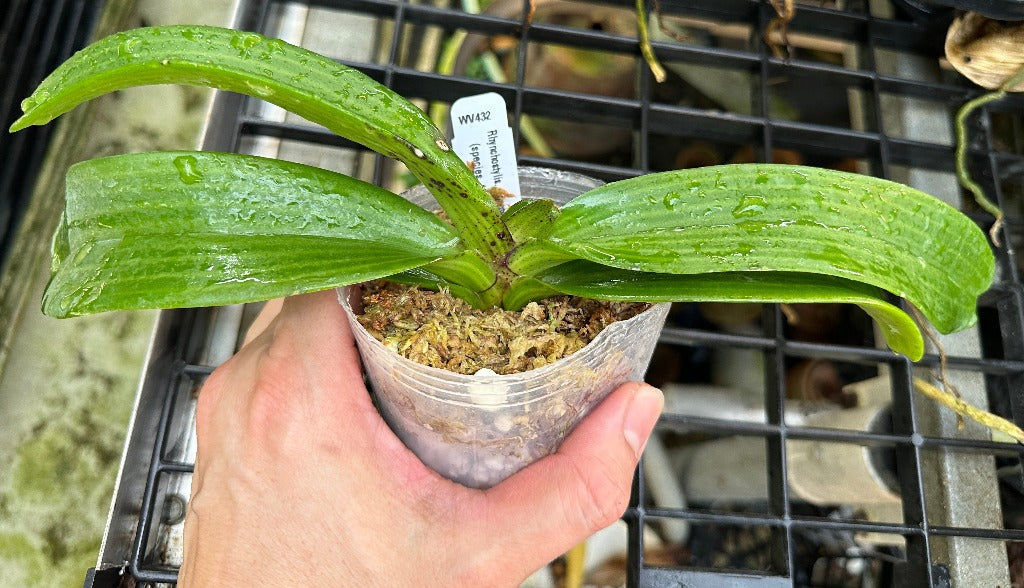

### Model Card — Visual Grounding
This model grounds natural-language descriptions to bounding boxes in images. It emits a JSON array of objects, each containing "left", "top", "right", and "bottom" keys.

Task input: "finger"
[
  {"left": 268, "top": 289, "right": 361, "bottom": 380},
  {"left": 253, "top": 290, "right": 406, "bottom": 447},
  {"left": 243, "top": 297, "right": 285, "bottom": 346},
  {"left": 475, "top": 382, "right": 663, "bottom": 578},
  {"left": 197, "top": 289, "right": 360, "bottom": 445},
  {"left": 276, "top": 290, "right": 438, "bottom": 461}
]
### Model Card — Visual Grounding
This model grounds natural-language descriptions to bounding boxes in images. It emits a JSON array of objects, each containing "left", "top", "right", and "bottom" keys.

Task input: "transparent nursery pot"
[{"left": 339, "top": 167, "right": 671, "bottom": 488}]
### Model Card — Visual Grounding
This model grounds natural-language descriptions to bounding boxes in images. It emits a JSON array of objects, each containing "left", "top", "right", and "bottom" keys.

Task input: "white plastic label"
[{"left": 450, "top": 92, "right": 521, "bottom": 208}]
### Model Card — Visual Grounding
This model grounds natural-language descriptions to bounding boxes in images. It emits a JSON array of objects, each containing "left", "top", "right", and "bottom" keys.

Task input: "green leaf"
[
  {"left": 502, "top": 198, "right": 558, "bottom": 242},
  {"left": 534, "top": 260, "right": 925, "bottom": 360},
  {"left": 420, "top": 252, "right": 498, "bottom": 306},
  {"left": 502, "top": 277, "right": 562, "bottom": 311},
  {"left": 45, "top": 234, "right": 445, "bottom": 317},
  {"left": 10, "top": 25, "right": 510, "bottom": 259},
  {"left": 534, "top": 164, "right": 993, "bottom": 335},
  {"left": 63, "top": 151, "right": 458, "bottom": 246},
  {"left": 44, "top": 151, "right": 462, "bottom": 317}
]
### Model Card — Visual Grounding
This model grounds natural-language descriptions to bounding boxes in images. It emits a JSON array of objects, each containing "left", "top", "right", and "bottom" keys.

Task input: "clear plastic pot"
[{"left": 339, "top": 168, "right": 671, "bottom": 488}]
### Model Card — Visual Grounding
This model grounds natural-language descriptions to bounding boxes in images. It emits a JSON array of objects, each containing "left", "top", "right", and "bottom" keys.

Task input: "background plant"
[{"left": 10, "top": 25, "right": 995, "bottom": 361}]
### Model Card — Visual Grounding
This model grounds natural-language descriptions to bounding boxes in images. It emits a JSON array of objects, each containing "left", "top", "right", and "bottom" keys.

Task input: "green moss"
[
  {"left": 0, "top": 310, "right": 149, "bottom": 587},
  {"left": 0, "top": 375, "right": 134, "bottom": 586}
]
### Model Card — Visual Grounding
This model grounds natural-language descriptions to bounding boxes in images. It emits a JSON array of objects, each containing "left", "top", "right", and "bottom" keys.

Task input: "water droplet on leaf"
[
  {"left": 663, "top": 192, "right": 683, "bottom": 210},
  {"left": 230, "top": 32, "right": 263, "bottom": 57},
  {"left": 117, "top": 37, "right": 144, "bottom": 58},
  {"left": 173, "top": 155, "right": 203, "bottom": 184},
  {"left": 731, "top": 195, "right": 767, "bottom": 218}
]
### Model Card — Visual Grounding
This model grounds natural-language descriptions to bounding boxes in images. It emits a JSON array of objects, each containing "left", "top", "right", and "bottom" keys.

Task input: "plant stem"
[
  {"left": 564, "top": 542, "right": 586, "bottom": 588},
  {"left": 954, "top": 64, "right": 1024, "bottom": 247},
  {"left": 636, "top": 0, "right": 666, "bottom": 83},
  {"left": 764, "top": 0, "right": 795, "bottom": 60},
  {"left": 955, "top": 91, "right": 1006, "bottom": 245},
  {"left": 909, "top": 305, "right": 965, "bottom": 429},
  {"left": 913, "top": 378, "right": 1024, "bottom": 444}
]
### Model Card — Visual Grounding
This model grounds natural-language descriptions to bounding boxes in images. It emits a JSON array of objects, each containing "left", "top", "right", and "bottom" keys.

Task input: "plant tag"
[{"left": 450, "top": 92, "right": 521, "bottom": 208}]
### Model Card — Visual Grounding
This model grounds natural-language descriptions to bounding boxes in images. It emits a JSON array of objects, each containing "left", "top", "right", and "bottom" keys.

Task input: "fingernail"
[{"left": 623, "top": 384, "right": 664, "bottom": 459}]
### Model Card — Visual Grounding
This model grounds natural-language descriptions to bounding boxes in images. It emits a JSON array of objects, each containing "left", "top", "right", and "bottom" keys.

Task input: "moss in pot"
[
  {"left": 343, "top": 168, "right": 671, "bottom": 487},
  {"left": 10, "top": 26, "right": 994, "bottom": 487}
]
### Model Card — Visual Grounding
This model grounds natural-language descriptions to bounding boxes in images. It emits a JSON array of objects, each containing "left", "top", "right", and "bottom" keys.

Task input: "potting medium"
[{"left": 340, "top": 168, "right": 671, "bottom": 488}]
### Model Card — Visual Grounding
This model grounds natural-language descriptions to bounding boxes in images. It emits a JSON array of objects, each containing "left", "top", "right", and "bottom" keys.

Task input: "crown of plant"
[{"left": 10, "top": 25, "right": 995, "bottom": 361}]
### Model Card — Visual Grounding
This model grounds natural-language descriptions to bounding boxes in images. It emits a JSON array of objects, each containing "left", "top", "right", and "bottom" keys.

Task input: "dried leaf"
[
  {"left": 913, "top": 378, "right": 1024, "bottom": 444},
  {"left": 946, "top": 13, "right": 1024, "bottom": 91}
]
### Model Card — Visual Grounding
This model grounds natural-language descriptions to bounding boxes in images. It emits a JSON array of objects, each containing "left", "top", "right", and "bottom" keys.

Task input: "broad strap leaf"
[
  {"left": 45, "top": 151, "right": 462, "bottom": 316},
  {"left": 10, "top": 25, "right": 510, "bottom": 258},
  {"left": 534, "top": 164, "right": 993, "bottom": 334},
  {"left": 533, "top": 260, "right": 925, "bottom": 360},
  {"left": 45, "top": 234, "right": 445, "bottom": 317}
]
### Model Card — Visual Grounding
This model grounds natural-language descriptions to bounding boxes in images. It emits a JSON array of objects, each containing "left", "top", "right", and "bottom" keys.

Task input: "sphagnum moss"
[{"left": 357, "top": 281, "right": 648, "bottom": 375}]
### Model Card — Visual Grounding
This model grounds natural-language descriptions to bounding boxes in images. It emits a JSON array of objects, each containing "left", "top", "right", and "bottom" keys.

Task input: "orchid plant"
[{"left": 10, "top": 25, "right": 994, "bottom": 362}]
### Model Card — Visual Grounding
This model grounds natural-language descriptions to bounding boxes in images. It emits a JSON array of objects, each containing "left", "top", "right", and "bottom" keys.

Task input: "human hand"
[{"left": 180, "top": 289, "right": 663, "bottom": 586}]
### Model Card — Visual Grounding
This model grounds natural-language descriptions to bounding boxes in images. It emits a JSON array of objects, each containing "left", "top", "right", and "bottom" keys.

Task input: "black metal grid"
[
  {"left": 0, "top": 0, "right": 104, "bottom": 265},
  {"left": 103, "top": 0, "right": 1024, "bottom": 585}
]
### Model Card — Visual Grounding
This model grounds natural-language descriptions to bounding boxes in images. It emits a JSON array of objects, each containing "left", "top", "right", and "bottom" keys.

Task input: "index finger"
[{"left": 243, "top": 298, "right": 285, "bottom": 346}]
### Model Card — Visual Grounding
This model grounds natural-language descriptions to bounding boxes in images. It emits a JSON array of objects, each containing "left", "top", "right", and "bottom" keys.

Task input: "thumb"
[{"left": 478, "top": 382, "right": 663, "bottom": 578}]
